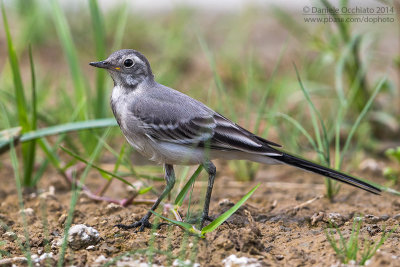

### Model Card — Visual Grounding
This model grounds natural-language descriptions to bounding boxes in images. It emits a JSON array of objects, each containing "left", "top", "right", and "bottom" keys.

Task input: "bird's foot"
[
  {"left": 115, "top": 217, "right": 152, "bottom": 232},
  {"left": 200, "top": 213, "right": 215, "bottom": 228}
]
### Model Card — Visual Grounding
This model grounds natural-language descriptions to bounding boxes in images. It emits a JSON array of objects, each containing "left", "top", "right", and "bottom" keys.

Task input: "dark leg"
[
  {"left": 201, "top": 161, "right": 216, "bottom": 228},
  {"left": 115, "top": 164, "right": 176, "bottom": 232}
]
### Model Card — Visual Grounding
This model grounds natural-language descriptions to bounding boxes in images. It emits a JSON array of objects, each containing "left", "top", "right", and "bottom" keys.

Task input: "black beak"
[{"left": 89, "top": 60, "right": 109, "bottom": 69}]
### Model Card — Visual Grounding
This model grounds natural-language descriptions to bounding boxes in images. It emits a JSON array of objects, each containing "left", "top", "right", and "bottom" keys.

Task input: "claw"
[
  {"left": 115, "top": 217, "right": 152, "bottom": 232},
  {"left": 200, "top": 213, "right": 213, "bottom": 228}
]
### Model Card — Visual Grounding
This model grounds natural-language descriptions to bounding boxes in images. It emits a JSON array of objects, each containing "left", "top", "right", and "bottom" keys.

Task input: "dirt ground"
[{"left": 0, "top": 152, "right": 399, "bottom": 267}]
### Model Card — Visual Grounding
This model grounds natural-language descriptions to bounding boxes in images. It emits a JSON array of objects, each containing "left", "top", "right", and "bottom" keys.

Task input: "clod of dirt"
[
  {"left": 58, "top": 213, "right": 67, "bottom": 227},
  {"left": 105, "top": 203, "right": 122, "bottom": 214},
  {"left": 18, "top": 208, "right": 36, "bottom": 223},
  {"left": 310, "top": 211, "right": 324, "bottom": 226},
  {"left": 222, "top": 254, "right": 261, "bottom": 267},
  {"left": 31, "top": 252, "right": 56, "bottom": 266},
  {"left": 359, "top": 158, "right": 384, "bottom": 173},
  {"left": 2, "top": 231, "right": 16, "bottom": 241},
  {"left": 100, "top": 243, "right": 118, "bottom": 255},
  {"left": 0, "top": 213, "right": 14, "bottom": 226},
  {"left": 364, "top": 214, "right": 381, "bottom": 224},
  {"left": 0, "top": 256, "right": 27, "bottom": 266},
  {"left": 380, "top": 214, "right": 390, "bottom": 221},
  {"left": 67, "top": 224, "right": 100, "bottom": 250},
  {"left": 235, "top": 228, "right": 265, "bottom": 255},
  {"left": 94, "top": 255, "right": 108, "bottom": 266},
  {"left": 219, "top": 199, "right": 235, "bottom": 209},
  {"left": 367, "top": 225, "right": 381, "bottom": 236},
  {"left": 19, "top": 208, "right": 35, "bottom": 217},
  {"left": 323, "top": 213, "right": 347, "bottom": 226},
  {"left": 86, "top": 245, "right": 96, "bottom": 250},
  {"left": 39, "top": 186, "right": 57, "bottom": 200},
  {"left": 214, "top": 232, "right": 235, "bottom": 250}
]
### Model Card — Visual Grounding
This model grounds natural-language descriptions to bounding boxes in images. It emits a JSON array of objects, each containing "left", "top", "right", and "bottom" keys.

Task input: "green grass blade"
[
  {"left": 254, "top": 42, "right": 287, "bottom": 132},
  {"left": 0, "top": 127, "right": 21, "bottom": 150},
  {"left": 320, "top": 0, "right": 349, "bottom": 42},
  {"left": 149, "top": 210, "right": 201, "bottom": 236},
  {"left": 294, "top": 64, "right": 330, "bottom": 164},
  {"left": 60, "top": 146, "right": 136, "bottom": 189},
  {"left": 174, "top": 166, "right": 203, "bottom": 206},
  {"left": 22, "top": 46, "right": 38, "bottom": 186},
  {"left": 201, "top": 183, "right": 260, "bottom": 234},
  {"left": 1, "top": 2, "right": 29, "bottom": 131},
  {"left": 360, "top": 225, "right": 397, "bottom": 264},
  {"left": 89, "top": 0, "right": 107, "bottom": 118},
  {"left": 1, "top": 119, "right": 117, "bottom": 154},
  {"left": 22, "top": 118, "right": 117, "bottom": 141},
  {"left": 29, "top": 45, "right": 37, "bottom": 132},
  {"left": 197, "top": 34, "right": 235, "bottom": 119},
  {"left": 49, "top": 0, "right": 88, "bottom": 120},
  {"left": 138, "top": 186, "right": 153, "bottom": 195},
  {"left": 0, "top": 118, "right": 118, "bottom": 152},
  {"left": 97, "top": 141, "right": 163, "bottom": 182},
  {"left": 275, "top": 113, "right": 319, "bottom": 154},
  {"left": 340, "top": 78, "right": 386, "bottom": 167}
]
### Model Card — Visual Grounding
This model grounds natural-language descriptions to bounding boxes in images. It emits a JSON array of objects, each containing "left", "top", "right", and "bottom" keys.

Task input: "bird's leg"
[
  {"left": 115, "top": 164, "right": 176, "bottom": 232},
  {"left": 200, "top": 161, "right": 216, "bottom": 228}
]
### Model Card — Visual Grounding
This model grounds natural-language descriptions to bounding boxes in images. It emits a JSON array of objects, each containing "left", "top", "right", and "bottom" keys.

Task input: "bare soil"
[{"left": 0, "top": 153, "right": 399, "bottom": 267}]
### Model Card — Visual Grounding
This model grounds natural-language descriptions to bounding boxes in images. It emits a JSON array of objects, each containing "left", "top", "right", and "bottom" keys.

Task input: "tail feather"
[{"left": 270, "top": 152, "right": 381, "bottom": 195}]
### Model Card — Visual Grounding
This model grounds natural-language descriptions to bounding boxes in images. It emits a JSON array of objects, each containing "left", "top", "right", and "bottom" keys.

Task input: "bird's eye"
[{"left": 124, "top": 59, "right": 134, "bottom": 68}]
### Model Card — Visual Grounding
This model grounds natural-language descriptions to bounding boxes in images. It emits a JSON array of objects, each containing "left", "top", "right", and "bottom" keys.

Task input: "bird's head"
[{"left": 90, "top": 49, "right": 154, "bottom": 88}]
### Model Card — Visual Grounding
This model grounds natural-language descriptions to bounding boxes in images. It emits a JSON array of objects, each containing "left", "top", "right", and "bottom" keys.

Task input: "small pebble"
[
  {"left": 19, "top": 208, "right": 35, "bottom": 217},
  {"left": 100, "top": 243, "right": 117, "bottom": 255},
  {"left": 219, "top": 199, "right": 234, "bottom": 207},
  {"left": 367, "top": 225, "right": 381, "bottom": 236},
  {"left": 126, "top": 181, "right": 144, "bottom": 193},
  {"left": 222, "top": 255, "right": 261, "bottom": 267},
  {"left": 2, "top": 231, "right": 16, "bottom": 241},
  {"left": 325, "top": 213, "right": 345, "bottom": 226},
  {"left": 359, "top": 158, "right": 384, "bottom": 172},
  {"left": 275, "top": 255, "right": 284, "bottom": 261},
  {"left": 380, "top": 214, "right": 390, "bottom": 221},
  {"left": 94, "top": 255, "right": 108, "bottom": 264},
  {"left": 38, "top": 252, "right": 55, "bottom": 264},
  {"left": 58, "top": 214, "right": 67, "bottom": 226}
]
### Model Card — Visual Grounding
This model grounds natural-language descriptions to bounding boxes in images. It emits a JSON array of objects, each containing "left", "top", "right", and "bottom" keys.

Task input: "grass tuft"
[{"left": 326, "top": 216, "right": 397, "bottom": 265}]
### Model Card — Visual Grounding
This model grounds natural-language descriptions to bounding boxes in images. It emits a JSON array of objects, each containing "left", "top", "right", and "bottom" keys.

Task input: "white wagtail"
[{"left": 90, "top": 49, "right": 380, "bottom": 232}]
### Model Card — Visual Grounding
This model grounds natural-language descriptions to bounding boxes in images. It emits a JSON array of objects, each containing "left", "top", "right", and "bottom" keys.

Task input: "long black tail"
[{"left": 270, "top": 152, "right": 381, "bottom": 195}]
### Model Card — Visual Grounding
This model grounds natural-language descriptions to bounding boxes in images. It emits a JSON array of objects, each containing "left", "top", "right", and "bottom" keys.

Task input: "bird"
[{"left": 89, "top": 49, "right": 380, "bottom": 232}]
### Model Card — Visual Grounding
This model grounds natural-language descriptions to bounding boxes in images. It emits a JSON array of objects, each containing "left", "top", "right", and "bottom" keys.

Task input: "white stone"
[
  {"left": 222, "top": 255, "right": 261, "bottom": 267},
  {"left": 67, "top": 224, "right": 100, "bottom": 250}
]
